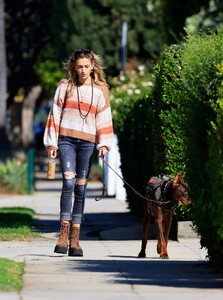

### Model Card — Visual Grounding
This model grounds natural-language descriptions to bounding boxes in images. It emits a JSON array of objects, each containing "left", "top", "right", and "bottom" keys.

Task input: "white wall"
[{"left": 103, "top": 135, "right": 127, "bottom": 200}]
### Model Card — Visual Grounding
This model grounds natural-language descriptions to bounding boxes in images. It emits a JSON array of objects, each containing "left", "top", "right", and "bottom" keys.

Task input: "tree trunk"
[
  {"left": 22, "top": 85, "right": 42, "bottom": 149},
  {"left": 0, "top": 0, "right": 9, "bottom": 160},
  {"left": 0, "top": 0, "right": 6, "bottom": 127}
]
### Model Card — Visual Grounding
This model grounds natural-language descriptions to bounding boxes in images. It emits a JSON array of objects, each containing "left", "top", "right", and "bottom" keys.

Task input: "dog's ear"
[{"left": 172, "top": 174, "right": 180, "bottom": 187}]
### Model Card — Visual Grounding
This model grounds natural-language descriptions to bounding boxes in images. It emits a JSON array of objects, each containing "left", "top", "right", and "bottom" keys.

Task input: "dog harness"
[
  {"left": 146, "top": 174, "right": 179, "bottom": 214},
  {"left": 146, "top": 175, "right": 171, "bottom": 201}
]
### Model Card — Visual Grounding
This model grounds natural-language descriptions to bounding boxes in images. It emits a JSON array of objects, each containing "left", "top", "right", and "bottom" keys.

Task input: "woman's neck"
[{"left": 78, "top": 77, "right": 92, "bottom": 85}]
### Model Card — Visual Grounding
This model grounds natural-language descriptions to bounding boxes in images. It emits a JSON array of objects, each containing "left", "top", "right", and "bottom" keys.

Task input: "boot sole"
[
  {"left": 54, "top": 245, "right": 68, "bottom": 254},
  {"left": 68, "top": 248, "right": 83, "bottom": 256}
]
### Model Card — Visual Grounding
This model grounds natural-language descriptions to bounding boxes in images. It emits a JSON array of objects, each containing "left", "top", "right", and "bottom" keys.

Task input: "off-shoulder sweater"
[{"left": 43, "top": 81, "right": 114, "bottom": 151}]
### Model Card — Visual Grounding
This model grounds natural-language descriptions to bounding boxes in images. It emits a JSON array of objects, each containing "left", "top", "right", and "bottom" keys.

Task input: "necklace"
[
  {"left": 76, "top": 79, "right": 93, "bottom": 129},
  {"left": 78, "top": 84, "right": 90, "bottom": 103}
]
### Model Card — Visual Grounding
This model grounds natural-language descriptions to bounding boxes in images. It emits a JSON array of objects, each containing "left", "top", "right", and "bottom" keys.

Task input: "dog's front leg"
[
  {"left": 154, "top": 206, "right": 168, "bottom": 259},
  {"left": 138, "top": 201, "right": 151, "bottom": 258}
]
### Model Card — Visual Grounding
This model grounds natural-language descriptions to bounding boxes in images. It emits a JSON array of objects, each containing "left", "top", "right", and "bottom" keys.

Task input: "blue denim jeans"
[{"left": 58, "top": 136, "right": 96, "bottom": 224}]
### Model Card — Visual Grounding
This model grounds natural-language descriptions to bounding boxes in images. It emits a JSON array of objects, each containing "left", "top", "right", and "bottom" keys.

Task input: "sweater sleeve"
[
  {"left": 43, "top": 82, "right": 68, "bottom": 149},
  {"left": 96, "top": 85, "right": 114, "bottom": 151}
]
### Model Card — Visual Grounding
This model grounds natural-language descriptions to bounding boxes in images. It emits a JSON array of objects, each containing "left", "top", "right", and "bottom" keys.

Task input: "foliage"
[
  {"left": 5, "top": 0, "right": 51, "bottom": 108},
  {"left": 34, "top": 45, "right": 66, "bottom": 97},
  {"left": 111, "top": 69, "right": 157, "bottom": 217},
  {"left": 50, "top": 0, "right": 162, "bottom": 75},
  {"left": 203, "top": 61, "right": 223, "bottom": 267},
  {"left": 0, "top": 207, "right": 38, "bottom": 241},
  {"left": 159, "top": 0, "right": 210, "bottom": 44},
  {"left": 153, "top": 44, "right": 185, "bottom": 177},
  {"left": 185, "top": 0, "right": 223, "bottom": 34},
  {"left": 113, "top": 31, "right": 223, "bottom": 269},
  {"left": 0, "top": 159, "right": 28, "bottom": 194},
  {"left": 4, "top": 0, "right": 221, "bottom": 161},
  {"left": 151, "top": 43, "right": 190, "bottom": 219},
  {"left": 154, "top": 31, "right": 223, "bottom": 268},
  {"left": 0, "top": 258, "right": 24, "bottom": 291}
]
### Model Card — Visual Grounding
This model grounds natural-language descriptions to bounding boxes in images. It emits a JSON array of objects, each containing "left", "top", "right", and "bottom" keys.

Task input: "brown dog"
[{"left": 138, "top": 174, "right": 191, "bottom": 259}]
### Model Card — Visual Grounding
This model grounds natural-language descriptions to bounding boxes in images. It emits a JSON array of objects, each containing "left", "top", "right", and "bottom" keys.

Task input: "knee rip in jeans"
[
  {"left": 76, "top": 178, "right": 87, "bottom": 185},
  {"left": 64, "top": 171, "right": 76, "bottom": 180}
]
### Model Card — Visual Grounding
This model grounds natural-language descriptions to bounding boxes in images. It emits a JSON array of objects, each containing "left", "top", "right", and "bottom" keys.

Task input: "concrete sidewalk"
[{"left": 0, "top": 174, "right": 222, "bottom": 300}]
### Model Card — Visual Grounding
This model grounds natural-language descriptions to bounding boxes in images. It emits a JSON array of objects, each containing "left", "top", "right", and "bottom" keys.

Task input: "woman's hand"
[
  {"left": 48, "top": 148, "right": 57, "bottom": 159},
  {"left": 98, "top": 146, "right": 108, "bottom": 157}
]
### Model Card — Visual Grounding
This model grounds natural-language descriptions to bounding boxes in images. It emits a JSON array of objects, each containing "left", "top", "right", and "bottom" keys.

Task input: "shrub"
[
  {"left": 112, "top": 31, "right": 223, "bottom": 269},
  {"left": 149, "top": 31, "right": 223, "bottom": 268},
  {"left": 0, "top": 159, "right": 28, "bottom": 194},
  {"left": 111, "top": 71, "right": 158, "bottom": 218}
]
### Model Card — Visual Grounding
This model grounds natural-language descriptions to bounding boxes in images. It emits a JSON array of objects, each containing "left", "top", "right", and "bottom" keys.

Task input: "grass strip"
[
  {"left": 0, "top": 258, "right": 24, "bottom": 291},
  {"left": 0, "top": 207, "right": 39, "bottom": 291},
  {"left": 0, "top": 207, "right": 39, "bottom": 241}
]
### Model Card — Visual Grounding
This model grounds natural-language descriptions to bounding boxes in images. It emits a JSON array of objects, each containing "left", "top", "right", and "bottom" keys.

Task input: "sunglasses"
[{"left": 73, "top": 49, "right": 92, "bottom": 57}]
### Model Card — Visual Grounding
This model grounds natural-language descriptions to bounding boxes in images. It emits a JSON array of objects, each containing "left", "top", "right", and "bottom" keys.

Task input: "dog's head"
[{"left": 172, "top": 174, "right": 191, "bottom": 205}]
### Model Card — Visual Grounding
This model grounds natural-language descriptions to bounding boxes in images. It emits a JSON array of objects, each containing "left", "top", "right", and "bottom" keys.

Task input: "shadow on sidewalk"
[
  {"left": 65, "top": 258, "right": 223, "bottom": 289},
  {"left": 32, "top": 210, "right": 145, "bottom": 241},
  {"left": 33, "top": 175, "right": 159, "bottom": 242}
]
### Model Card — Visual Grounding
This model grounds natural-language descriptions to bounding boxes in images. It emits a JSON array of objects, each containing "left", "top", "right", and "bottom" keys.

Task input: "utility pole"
[{"left": 121, "top": 21, "right": 128, "bottom": 72}]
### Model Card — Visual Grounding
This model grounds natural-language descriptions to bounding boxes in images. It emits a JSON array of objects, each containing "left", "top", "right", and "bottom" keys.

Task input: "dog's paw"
[
  {"left": 160, "top": 254, "right": 169, "bottom": 259},
  {"left": 138, "top": 251, "right": 146, "bottom": 258}
]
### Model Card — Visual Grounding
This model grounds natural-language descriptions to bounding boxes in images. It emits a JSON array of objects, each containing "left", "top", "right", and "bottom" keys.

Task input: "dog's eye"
[{"left": 181, "top": 189, "right": 188, "bottom": 196}]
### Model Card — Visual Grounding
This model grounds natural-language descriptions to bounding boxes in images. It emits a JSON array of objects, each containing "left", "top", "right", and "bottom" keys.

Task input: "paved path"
[{"left": 0, "top": 173, "right": 222, "bottom": 299}]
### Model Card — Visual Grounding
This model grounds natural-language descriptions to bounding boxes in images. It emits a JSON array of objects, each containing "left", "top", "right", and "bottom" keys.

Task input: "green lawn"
[
  {"left": 0, "top": 258, "right": 24, "bottom": 291},
  {"left": 0, "top": 207, "right": 39, "bottom": 291},
  {"left": 0, "top": 207, "right": 39, "bottom": 241}
]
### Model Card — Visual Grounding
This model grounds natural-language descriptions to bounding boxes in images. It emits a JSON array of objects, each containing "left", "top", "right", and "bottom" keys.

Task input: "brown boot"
[
  {"left": 69, "top": 226, "right": 83, "bottom": 256},
  {"left": 54, "top": 221, "right": 70, "bottom": 254}
]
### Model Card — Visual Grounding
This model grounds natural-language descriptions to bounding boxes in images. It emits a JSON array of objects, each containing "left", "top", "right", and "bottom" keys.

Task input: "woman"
[{"left": 43, "top": 49, "right": 113, "bottom": 256}]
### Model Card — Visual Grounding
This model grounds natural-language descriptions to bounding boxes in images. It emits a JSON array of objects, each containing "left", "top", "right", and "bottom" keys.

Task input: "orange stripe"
[
  {"left": 65, "top": 99, "right": 97, "bottom": 114},
  {"left": 45, "top": 118, "right": 60, "bottom": 132},
  {"left": 65, "top": 99, "right": 78, "bottom": 109},
  {"left": 97, "top": 126, "right": 113, "bottom": 135}
]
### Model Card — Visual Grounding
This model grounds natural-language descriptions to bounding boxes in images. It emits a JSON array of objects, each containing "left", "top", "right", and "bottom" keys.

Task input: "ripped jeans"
[{"left": 58, "top": 136, "right": 96, "bottom": 224}]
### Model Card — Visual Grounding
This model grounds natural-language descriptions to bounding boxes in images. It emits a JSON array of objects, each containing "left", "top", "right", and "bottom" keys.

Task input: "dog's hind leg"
[
  {"left": 153, "top": 206, "right": 169, "bottom": 259},
  {"left": 138, "top": 200, "right": 151, "bottom": 258}
]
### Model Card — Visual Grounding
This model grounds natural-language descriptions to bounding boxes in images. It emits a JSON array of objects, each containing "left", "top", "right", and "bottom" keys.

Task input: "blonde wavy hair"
[{"left": 62, "top": 49, "right": 107, "bottom": 92}]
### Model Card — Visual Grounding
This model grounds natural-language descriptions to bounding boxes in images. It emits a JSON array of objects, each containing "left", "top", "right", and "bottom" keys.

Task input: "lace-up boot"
[
  {"left": 54, "top": 221, "right": 70, "bottom": 254},
  {"left": 69, "top": 226, "right": 83, "bottom": 256}
]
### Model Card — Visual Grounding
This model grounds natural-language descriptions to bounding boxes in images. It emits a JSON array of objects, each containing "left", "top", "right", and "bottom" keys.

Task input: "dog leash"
[
  {"left": 95, "top": 156, "right": 172, "bottom": 204},
  {"left": 95, "top": 156, "right": 106, "bottom": 201}
]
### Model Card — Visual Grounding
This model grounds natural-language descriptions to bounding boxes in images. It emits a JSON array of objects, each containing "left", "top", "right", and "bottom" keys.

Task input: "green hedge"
[
  {"left": 111, "top": 31, "right": 223, "bottom": 269},
  {"left": 111, "top": 73, "right": 160, "bottom": 218},
  {"left": 156, "top": 32, "right": 223, "bottom": 269}
]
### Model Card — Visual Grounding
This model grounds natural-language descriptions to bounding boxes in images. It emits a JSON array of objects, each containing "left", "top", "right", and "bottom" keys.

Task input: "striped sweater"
[{"left": 43, "top": 81, "right": 114, "bottom": 151}]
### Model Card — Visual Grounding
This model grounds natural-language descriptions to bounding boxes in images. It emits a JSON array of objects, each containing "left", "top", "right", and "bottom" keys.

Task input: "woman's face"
[{"left": 75, "top": 57, "right": 94, "bottom": 84}]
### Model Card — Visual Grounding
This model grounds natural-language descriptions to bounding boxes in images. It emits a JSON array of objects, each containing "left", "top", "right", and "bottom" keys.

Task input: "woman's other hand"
[{"left": 98, "top": 146, "right": 108, "bottom": 157}]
